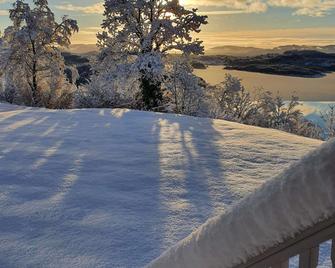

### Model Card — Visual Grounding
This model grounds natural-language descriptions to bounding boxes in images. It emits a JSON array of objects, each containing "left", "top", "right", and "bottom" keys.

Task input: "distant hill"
[
  {"left": 62, "top": 52, "right": 92, "bottom": 85},
  {"left": 64, "top": 44, "right": 98, "bottom": 54},
  {"left": 195, "top": 50, "right": 335, "bottom": 78},
  {"left": 65, "top": 43, "right": 335, "bottom": 57},
  {"left": 223, "top": 50, "right": 335, "bottom": 78},
  {"left": 207, "top": 45, "right": 335, "bottom": 56},
  {"left": 207, "top": 46, "right": 272, "bottom": 57}
]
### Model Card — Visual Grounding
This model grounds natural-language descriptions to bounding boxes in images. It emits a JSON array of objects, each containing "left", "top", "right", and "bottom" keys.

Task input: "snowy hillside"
[{"left": 0, "top": 103, "right": 322, "bottom": 267}]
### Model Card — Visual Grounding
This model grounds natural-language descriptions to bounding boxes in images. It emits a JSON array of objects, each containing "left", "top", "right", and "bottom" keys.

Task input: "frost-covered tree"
[
  {"left": 295, "top": 119, "right": 322, "bottom": 140},
  {"left": 209, "top": 74, "right": 256, "bottom": 122},
  {"left": 0, "top": 33, "right": 7, "bottom": 71},
  {"left": 204, "top": 75, "right": 322, "bottom": 139},
  {"left": 2, "top": 0, "right": 78, "bottom": 107},
  {"left": 75, "top": 70, "right": 139, "bottom": 109},
  {"left": 76, "top": 56, "right": 142, "bottom": 109},
  {"left": 255, "top": 89, "right": 320, "bottom": 139},
  {"left": 75, "top": 78, "right": 121, "bottom": 109},
  {"left": 0, "top": 34, "right": 17, "bottom": 103},
  {"left": 97, "top": 0, "right": 207, "bottom": 110},
  {"left": 255, "top": 91, "right": 304, "bottom": 133},
  {"left": 165, "top": 58, "right": 204, "bottom": 115},
  {"left": 321, "top": 105, "right": 335, "bottom": 139},
  {"left": 0, "top": 32, "right": 9, "bottom": 76}
]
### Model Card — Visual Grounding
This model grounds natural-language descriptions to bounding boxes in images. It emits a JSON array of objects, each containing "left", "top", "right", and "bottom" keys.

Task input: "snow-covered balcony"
[{"left": 149, "top": 140, "right": 335, "bottom": 268}]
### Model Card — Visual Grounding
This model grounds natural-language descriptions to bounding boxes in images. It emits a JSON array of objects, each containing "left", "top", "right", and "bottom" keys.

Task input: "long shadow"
[
  {"left": 57, "top": 109, "right": 165, "bottom": 267},
  {"left": 0, "top": 108, "right": 109, "bottom": 266},
  {"left": 0, "top": 107, "right": 165, "bottom": 267},
  {"left": 0, "top": 106, "right": 238, "bottom": 267},
  {"left": 154, "top": 114, "right": 239, "bottom": 256}
]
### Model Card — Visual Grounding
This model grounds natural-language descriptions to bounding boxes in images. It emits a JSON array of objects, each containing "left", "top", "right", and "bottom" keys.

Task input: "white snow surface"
[
  {"left": 149, "top": 139, "right": 335, "bottom": 268},
  {"left": 0, "top": 103, "right": 322, "bottom": 267}
]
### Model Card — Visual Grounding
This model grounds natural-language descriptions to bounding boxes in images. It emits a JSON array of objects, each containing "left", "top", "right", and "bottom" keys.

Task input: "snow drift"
[
  {"left": 148, "top": 139, "right": 335, "bottom": 268},
  {"left": 0, "top": 103, "right": 323, "bottom": 267}
]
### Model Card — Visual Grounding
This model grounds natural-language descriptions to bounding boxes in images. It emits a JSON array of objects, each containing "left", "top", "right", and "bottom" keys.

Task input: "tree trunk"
[
  {"left": 140, "top": 75, "right": 162, "bottom": 110},
  {"left": 31, "top": 60, "right": 39, "bottom": 106},
  {"left": 30, "top": 38, "right": 39, "bottom": 106}
]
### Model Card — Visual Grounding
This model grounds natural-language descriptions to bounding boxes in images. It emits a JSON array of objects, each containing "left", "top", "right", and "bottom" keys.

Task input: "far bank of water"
[{"left": 194, "top": 66, "right": 335, "bottom": 102}]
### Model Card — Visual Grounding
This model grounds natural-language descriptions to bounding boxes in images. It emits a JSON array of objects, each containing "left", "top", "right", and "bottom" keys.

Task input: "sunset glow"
[{"left": 1, "top": 0, "right": 334, "bottom": 49}]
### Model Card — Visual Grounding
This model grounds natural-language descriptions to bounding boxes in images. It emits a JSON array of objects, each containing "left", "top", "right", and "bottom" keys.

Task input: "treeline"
[{"left": 0, "top": 0, "right": 334, "bottom": 140}]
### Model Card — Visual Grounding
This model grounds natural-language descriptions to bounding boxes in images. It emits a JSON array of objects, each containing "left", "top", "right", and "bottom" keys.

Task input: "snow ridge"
[{"left": 148, "top": 139, "right": 335, "bottom": 268}]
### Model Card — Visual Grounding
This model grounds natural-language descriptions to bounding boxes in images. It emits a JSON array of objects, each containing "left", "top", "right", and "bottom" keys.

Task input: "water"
[
  {"left": 194, "top": 66, "right": 335, "bottom": 102},
  {"left": 298, "top": 101, "right": 335, "bottom": 115}
]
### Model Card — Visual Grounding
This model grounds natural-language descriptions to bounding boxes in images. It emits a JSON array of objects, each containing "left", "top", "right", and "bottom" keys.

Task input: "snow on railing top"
[{"left": 148, "top": 139, "right": 335, "bottom": 268}]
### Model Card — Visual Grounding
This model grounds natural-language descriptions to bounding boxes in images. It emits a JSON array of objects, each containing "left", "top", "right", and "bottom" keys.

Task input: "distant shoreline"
[
  {"left": 193, "top": 50, "right": 335, "bottom": 79},
  {"left": 223, "top": 66, "right": 328, "bottom": 79},
  {"left": 194, "top": 65, "right": 335, "bottom": 102}
]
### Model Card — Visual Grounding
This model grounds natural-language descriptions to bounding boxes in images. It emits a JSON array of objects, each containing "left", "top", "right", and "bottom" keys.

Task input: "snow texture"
[
  {"left": 149, "top": 139, "right": 335, "bottom": 268},
  {"left": 0, "top": 103, "right": 322, "bottom": 267}
]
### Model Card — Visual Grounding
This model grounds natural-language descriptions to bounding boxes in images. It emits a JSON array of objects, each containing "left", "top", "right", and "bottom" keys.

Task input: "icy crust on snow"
[
  {"left": 148, "top": 139, "right": 335, "bottom": 268},
  {"left": 0, "top": 103, "right": 322, "bottom": 267}
]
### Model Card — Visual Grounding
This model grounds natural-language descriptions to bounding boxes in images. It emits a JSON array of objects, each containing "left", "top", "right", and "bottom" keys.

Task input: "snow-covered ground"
[{"left": 0, "top": 103, "right": 322, "bottom": 267}]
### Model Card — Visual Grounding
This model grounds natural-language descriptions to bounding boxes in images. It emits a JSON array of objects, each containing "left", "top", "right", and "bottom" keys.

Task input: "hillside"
[
  {"left": 224, "top": 50, "right": 335, "bottom": 78},
  {"left": 65, "top": 44, "right": 99, "bottom": 54},
  {"left": 207, "top": 45, "right": 335, "bottom": 57},
  {"left": 0, "top": 103, "right": 322, "bottom": 267},
  {"left": 195, "top": 50, "right": 335, "bottom": 78}
]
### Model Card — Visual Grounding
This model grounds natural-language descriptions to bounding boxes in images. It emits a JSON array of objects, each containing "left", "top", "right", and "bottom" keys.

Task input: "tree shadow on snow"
[
  {"left": 0, "top": 107, "right": 165, "bottom": 267},
  {"left": 0, "top": 107, "right": 238, "bottom": 267},
  {"left": 155, "top": 114, "right": 239, "bottom": 253}
]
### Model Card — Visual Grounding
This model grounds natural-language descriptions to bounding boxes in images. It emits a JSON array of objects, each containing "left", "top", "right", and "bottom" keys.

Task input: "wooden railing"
[{"left": 235, "top": 216, "right": 335, "bottom": 268}]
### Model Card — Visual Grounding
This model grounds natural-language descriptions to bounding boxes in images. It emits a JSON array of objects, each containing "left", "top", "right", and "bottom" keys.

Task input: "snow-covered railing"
[
  {"left": 148, "top": 140, "right": 335, "bottom": 268},
  {"left": 235, "top": 216, "right": 335, "bottom": 268}
]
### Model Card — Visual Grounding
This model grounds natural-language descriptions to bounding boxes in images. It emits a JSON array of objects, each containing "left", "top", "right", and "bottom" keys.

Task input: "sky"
[{"left": 0, "top": 0, "right": 335, "bottom": 49}]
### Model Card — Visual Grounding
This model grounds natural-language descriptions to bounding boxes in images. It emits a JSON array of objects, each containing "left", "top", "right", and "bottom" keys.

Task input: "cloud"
[
  {"left": 268, "top": 0, "right": 335, "bottom": 17},
  {"left": 187, "top": 0, "right": 335, "bottom": 17},
  {"left": 196, "top": 27, "right": 335, "bottom": 49},
  {"left": 56, "top": 0, "right": 268, "bottom": 15},
  {"left": 185, "top": 0, "right": 268, "bottom": 13},
  {"left": 0, "top": 9, "right": 8, "bottom": 16},
  {"left": 55, "top": 2, "right": 104, "bottom": 14},
  {"left": 54, "top": 0, "right": 335, "bottom": 17},
  {"left": 198, "top": 10, "right": 259, "bottom": 15}
]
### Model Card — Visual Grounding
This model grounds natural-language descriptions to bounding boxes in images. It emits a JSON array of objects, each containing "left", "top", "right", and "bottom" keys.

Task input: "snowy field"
[{"left": 0, "top": 103, "right": 322, "bottom": 267}]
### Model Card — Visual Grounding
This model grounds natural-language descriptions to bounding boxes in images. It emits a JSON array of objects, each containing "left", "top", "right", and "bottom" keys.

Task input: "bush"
[
  {"left": 208, "top": 74, "right": 256, "bottom": 122},
  {"left": 206, "top": 75, "right": 322, "bottom": 140},
  {"left": 165, "top": 59, "right": 205, "bottom": 116}
]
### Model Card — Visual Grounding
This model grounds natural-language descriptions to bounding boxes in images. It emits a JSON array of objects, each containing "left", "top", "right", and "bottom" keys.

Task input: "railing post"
[
  {"left": 299, "top": 246, "right": 319, "bottom": 268},
  {"left": 234, "top": 218, "right": 335, "bottom": 268}
]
